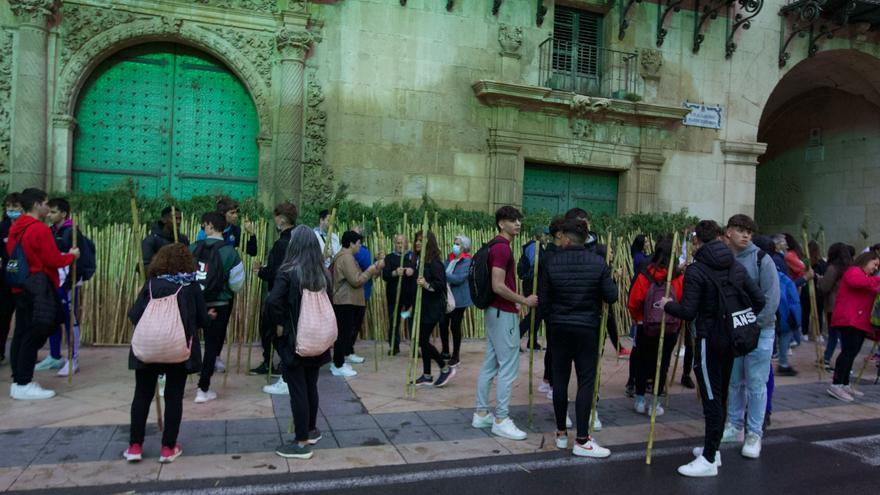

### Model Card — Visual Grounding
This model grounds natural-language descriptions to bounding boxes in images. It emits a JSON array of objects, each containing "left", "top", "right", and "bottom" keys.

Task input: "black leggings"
[
  {"left": 440, "top": 307, "right": 465, "bottom": 359},
  {"left": 130, "top": 364, "right": 187, "bottom": 448},
  {"left": 352, "top": 305, "right": 367, "bottom": 350},
  {"left": 550, "top": 327, "right": 599, "bottom": 439},
  {"left": 833, "top": 326, "right": 866, "bottom": 386},
  {"left": 333, "top": 304, "right": 359, "bottom": 368},
  {"left": 283, "top": 365, "right": 320, "bottom": 442},
  {"left": 682, "top": 323, "right": 695, "bottom": 379},
  {"left": 0, "top": 285, "right": 13, "bottom": 359},
  {"left": 198, "top": 304, "right": 232, "bottom": 392},
  {"left": 634, "top": 325, "right": 678, "bottom": 397},
  {"left": 419, "top": 313, "right": 445, "bottom": 376}
]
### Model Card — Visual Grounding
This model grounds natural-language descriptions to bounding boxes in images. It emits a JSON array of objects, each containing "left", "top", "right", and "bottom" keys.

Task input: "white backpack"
[
  {"left": 296, "top": 289, "right": 338, "bottom": 357},
  {"left": 131, "top": 282, "right": 192, "bottom": 364}
]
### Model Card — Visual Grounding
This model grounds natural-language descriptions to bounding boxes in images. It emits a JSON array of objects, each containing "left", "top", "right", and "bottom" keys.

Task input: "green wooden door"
[
  {"left": 523, "top": 163, "right": 618, "bottom": 216},
  {"left": 73, "top": 43, "right": 259, "bottom": 199}
]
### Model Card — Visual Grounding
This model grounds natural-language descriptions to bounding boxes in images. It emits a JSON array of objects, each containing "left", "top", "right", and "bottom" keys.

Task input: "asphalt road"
[{"left": 19, "top": 419, "right": 880, "bottom": 495}]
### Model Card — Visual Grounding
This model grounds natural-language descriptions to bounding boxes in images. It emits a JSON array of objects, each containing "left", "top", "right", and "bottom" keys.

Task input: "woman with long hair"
[
  {"left": 125, "top": 244, "right": 210, "bottom": 464},
  {"left": 412, "top": 231, "right": 456, "bottom": 387},
  {"left": 626, "top": 239, "right": 684, "bottom": 417},
  {"left": 267, "top": 225, "right": 334, "bottom": 460},
  {"left": 818, "top": 242, "right": 854, "bottom": 368},
  {"left": 827, "top": 251, "right": 880, "bottom": 402},
  {"left": 782, "top": 233, "right": 806, "bottom": 280},
  {"left": 440, "top": 235, "right": 473, "bottom": 367},
  {"left": 631, "top": 234, "right": 649, "bottom": 273}
]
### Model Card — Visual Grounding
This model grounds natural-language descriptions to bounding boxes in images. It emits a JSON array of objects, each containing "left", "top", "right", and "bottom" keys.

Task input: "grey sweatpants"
[{"left": 475, "top": 308, "right": 520, "bottom": 419}]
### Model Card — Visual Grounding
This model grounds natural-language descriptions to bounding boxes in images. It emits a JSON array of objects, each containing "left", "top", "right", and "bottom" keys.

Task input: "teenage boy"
[
  {"left": 195, "top": 198, "right": 257, "bottom": 256},
  {"left": 540, "top": 219, "right": 617, "bottom": 458},
  {"left": 190, "top": 212, "right": 245, "bottom": 403},
  {"left": 721, "top": 214, "right": 780, "bottom": 459},
  {"left": 0, "top": 192, "right": 23, "bottom": 365},
  {"left": 314, "top": 209, "right": 341, "bottom": 268},
  {"left": 472, "top": 206, "right": 539, "bottom": 441},
  {"left": 142, "top": 206, "right": 189, "bottom": 271},
  {"left": 7, "top": 189, "right": 79, "bottom": 400},
  {"left": 661, "top": 220, "right": 765, "bottom": 477}
]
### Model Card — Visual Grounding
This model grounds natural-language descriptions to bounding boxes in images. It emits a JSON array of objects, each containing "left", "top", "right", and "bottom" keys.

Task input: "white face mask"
[{"left": 400, "top": 310, "right": 412, "bottom": 320}]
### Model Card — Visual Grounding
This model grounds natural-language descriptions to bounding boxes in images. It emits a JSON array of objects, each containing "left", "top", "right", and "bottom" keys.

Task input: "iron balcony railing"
[{"left": 538, "top": 37, "right": 641, "bottom": 100}]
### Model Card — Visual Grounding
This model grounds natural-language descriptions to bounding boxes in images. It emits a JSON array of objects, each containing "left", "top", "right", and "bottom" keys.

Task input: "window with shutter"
[{"left": 551, "top": 7, "right": 603, "bottom": 92}]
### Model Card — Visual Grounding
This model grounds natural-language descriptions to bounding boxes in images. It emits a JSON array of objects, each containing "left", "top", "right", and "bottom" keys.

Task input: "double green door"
[
  {"left": 73, "top": 43, "right": 259, "bottom": 199},
  {"left": 523, "top": 163, "right": 618, "bottom": 216}
]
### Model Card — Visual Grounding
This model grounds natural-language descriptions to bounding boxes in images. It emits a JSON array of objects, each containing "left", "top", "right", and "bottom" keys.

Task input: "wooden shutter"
[{"left": 553, "top": 6, "right": 602, "bottom": 76}]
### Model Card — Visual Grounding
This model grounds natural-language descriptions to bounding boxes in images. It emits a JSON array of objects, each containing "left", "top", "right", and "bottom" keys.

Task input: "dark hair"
[
  {"left": 147, "top": 243, "right": 197, "bottom": 278},
  {"left": 280, "top": 225, "right": 329, "bottom": 291},
  {"left": 548, "top": 217, "right": 566, "bottom": 236},
  {"left": 561, "top": 219, "right": 588, "bottom": 245},
  {"left": 852, "top": 251, "right": 879, "bottom": 270},
  {"left": 19, "top": 188, "right": 47, "bottom": 212},
  {"left": 319, "top": 209, "right": 331, "bottom": 221},
  {"left": 273, "top": 201, "right": 298, "bottom": 226},
  {"left": 783, "top": 233, "right": 804, "bottom": 258},
  {"left": 753, "top": 235, "right": 776, "bottom": 255},
  {"left": 3, "top": 192, "right": 21, "bottom": 207},
  {"left": 827, "top": 242, "right": 852, "bottom": 269},
  {"left": 494, "top": 205, "right": 522, "bottom": 230},
  {"left": 808, "top": 240, "right": 822, "bottom": 266},
  {"left": 631, "top": 234, "right": 646, "bottom": 257},
  {"left": 341, "top": 230, "right": 363, "bottom": 248},
  {"left": 871, "top": 243, "right": 880, "bottom": 255},
  {"left": 726, "top": 214, "right": 757, "bottom": 233},
  {"left": 413, "top": 231, "right": 423, "bottom": 254},
  {"left": 422, "top": 231, "right": 442, "bottom": 264},
  {"left": 650, "top": 239, "right": 681, "bottom": 278},
  {"left": 694, "top": 220, "right": 722, "bottom": 243},
  {"left": 215, "top": 198, "right": 238, "bottom": 215},
  {"left": 47, "top": 198, "right": 70, "bottom": 215},
  {"left": 161, "top": 206, "right": 176, "bottom": 218},
  {"left": 847, "top": 244, "right": 856, "bottom": 258},
  {"left": 564, "top": 207, "right": 589, "bottom": 222},
  {"left": 201, "top": 211, "right": 227, "bottom": 232}
]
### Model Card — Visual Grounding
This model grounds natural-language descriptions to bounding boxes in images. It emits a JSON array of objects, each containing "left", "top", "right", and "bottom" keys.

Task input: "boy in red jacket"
[{"left": 7, "top": 188, "right": 79, "bottom": 400}]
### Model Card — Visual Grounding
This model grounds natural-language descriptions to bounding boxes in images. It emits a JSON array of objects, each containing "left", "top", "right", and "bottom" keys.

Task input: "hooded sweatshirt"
[
  {"left": 6, "top": 215, "right": 76, "bottom": 293},
  {"left": 735, "top": 242, "right": 780, "bottom": 329}
]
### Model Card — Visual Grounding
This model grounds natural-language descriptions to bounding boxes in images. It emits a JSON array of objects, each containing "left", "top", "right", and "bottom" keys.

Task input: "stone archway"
[{"left": 755, "top": 50, "right": 880, "bottom": 248}]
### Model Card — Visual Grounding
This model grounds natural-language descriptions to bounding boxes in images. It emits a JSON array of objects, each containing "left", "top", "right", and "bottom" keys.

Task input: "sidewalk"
[{"left": 1, "top": 338, "right": 879, "bottom": 492}]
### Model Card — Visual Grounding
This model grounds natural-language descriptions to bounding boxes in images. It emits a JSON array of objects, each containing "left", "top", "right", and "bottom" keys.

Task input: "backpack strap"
[
  {"left": 754, "top": 249, "right": 768, "bottom": 290},
  {"left": 148, "top": 280, "right": 153, "bottom": 299}
]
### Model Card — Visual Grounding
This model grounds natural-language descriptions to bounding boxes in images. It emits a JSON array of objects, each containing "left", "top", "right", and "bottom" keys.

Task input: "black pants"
[
  {"left": 627, "top": 325, "right": 638, "bottom": 388},
  {"left": 544, "top": 324, "right": 553, "bottom": 385},
  {"left": 634, "top": 325, "right": 678, "bottom": 396},
  {"left": 259, "top": 304, "right": 273, "bottom": 365},
  {"left": 604, "top": 311, "right": 619, "bottom": 350},
  {"left": 550, "top": 327, "right": 599, "bottom": 439},
  {"left": 833, "top": 326, "right": 866, "bottom": 386},
  {"left": 130, "top": 364, "right": 186, "bottom": 448},
  {"left": 10, "top": 295, "right": 51, "bottom": 386},
  {"left": 440, "top": 307, "right": 465, "bottom": 359},
  {"left": 682, "top": 323, "right": 695, "bottom": 379},
  {"left": 0, "top": 285, "right": 14, "bottom": 359},
  {"left": 386, "top": 302, "right": 402, "bottom": 351},
  {"left": 694, "top": 337, "right": 734, "bottom": 464},
  {"left": 519, "top": 312, "right": 543, "bottom": 346},
  {"left": 420, "top": 312, "right": 445, "bottom": 376},
  {"left": 283, "top": 365, "right": 320, "bottom": 442},
  {"left": 352, "top": 305, "right": 366, "bottom": 351},
  {"left": 198, "top": 304, "right": 232, "bottom": 392},
  {"left": 333, "top": 304, "right": 359, "bottom": 368}
]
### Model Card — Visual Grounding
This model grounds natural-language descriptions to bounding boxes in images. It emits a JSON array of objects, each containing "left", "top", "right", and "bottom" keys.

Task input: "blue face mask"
[
  {"left": 451, "top": 245, "right": 461, "bottom": 256},
  {"left": 6, "top": 211, "right": 21, "bottom": 220}
]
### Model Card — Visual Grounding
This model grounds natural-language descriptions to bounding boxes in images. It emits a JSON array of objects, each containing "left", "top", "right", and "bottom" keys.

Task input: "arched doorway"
[
  {"left": 72, "top": 43, "right": 260, "bottom": 199},
  {"left": 755, "top": 50, "right": 880, "bottom": 248}
]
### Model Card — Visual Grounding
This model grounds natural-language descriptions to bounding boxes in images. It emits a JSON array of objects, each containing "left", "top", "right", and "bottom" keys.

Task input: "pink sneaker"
[
  {"left": 123, "top": 443, "right": 143, "bottom": 462},
  {"left": 159, "top": 444, "right": 183, "bottom": 464}
]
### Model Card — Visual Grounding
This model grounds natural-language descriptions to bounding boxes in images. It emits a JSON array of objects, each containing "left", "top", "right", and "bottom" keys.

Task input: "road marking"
[
  {"left": 815, "top": 434, "right": 880, "bottom": 466},
  {"left": 141, "top": 437, "right": 792, "bottom": 495}
]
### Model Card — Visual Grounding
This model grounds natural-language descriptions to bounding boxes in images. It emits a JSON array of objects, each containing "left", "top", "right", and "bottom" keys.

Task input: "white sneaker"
[
  {"left": 555, "top": 434, "right": 568, "bottom": 449},
  {"left": 720, "top": 424, "right": 744, "bottom": 443},
  {"left": 11, "top": 382, "right": 56, "bottom": 400},
  {"left": 194, "top": 389, "right": 217, "bottom": 403},
  {"left": 158, "top": 374, "right": 166, "bottom": 398},
  {"left": 538, "top": 382, "right": 551, "bottom": 394},
  {"left": 56, "top": 359, "right": 78, "bottom": 377},
  {"left": 34, "top": 356, "right": 64, "bottom": 371},
  {"left": 330, "top": 364, "right": 357, "bottom": 377},
  {"left": 345, "top": 354, "right": 365, "bottom": 364},
  {"left": 827, "top": 384, "right": 854, "bottom": 402},
  {"left": 546, "top": 389, "right": 553, "bottom": 400},
  {"left": 471, "top": 412, "right": 495, "bottom": 428},
  {"left": 263, "top": 378, "right": 289, "bottom": 395},
  {"left": 634, "top": 396, "right": 647, "bottom": 414},
  {"left": 678, "top": 455, "right": 718, "bottom": 477},
  {"left": 491, "top": 418, "right": 527, "bottom": 440},
  {"left": 692, "top": 447, "right": 722, "bottom": 466},
  {"left": 566, "top": 414, "right": 573, "bottom": 429},
  {"left": 592, "top": 413, "right": 602, "bottom": 432},
  {"left": 573, "top": 439, "right": 610, "bottom": 458},
  {"left": 650, "top": 404, "right": 665, "bottom": 417},
  {"left": 214, "top": 358, "right": 226, "bottom": 373},
  {"left": 741, "top": 433, "right": 761, "bottom": 459},
  {"left": 843, "top": 385, "right": 865, "bottom": 398}
]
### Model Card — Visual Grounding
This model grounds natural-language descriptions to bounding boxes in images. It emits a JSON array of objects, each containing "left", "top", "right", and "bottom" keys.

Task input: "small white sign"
[{"left": 682, "top": 102, "right": 722, "bottom": 130}]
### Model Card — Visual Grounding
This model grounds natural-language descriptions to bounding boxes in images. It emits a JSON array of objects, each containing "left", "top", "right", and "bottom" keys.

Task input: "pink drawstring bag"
[
  {"left": 131, "top": 282, "right": 192, "bottom": 364},
  {"left": 296, "top": 289, "right": 338, "bottom": 357}
]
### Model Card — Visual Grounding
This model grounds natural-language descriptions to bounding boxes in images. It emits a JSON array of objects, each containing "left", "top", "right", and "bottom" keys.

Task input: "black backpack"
[
  {"left": 192, "top": 240, "right": 228, "bottom": 301},
  {"left": 61, "top": 227, "right": 97, "bottom": 283},
  {"left": 4, "top": 227, "right": 31, "bottom": 289},
  {"left": 468, "top": 239, "right": 511, "bottom": 310},
  {"left": 704, "top": 266, "right": 761, "bottom": 357}
]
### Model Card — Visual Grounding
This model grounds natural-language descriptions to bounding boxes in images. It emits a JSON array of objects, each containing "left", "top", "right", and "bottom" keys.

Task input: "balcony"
[{"left": 538, "top": 37, "right": 642, "bottom": 101}]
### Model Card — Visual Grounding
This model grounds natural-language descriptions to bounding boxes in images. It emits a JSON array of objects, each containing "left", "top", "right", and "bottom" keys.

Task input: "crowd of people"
[{"left": 3, "top": 189, "right": 879, "bottom": 475}]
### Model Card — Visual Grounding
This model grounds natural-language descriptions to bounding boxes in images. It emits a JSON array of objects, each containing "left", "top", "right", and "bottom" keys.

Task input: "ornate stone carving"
[
  {"left": 0, "top": 29, "right": 13, "bottom": 181},
  {"left": 571, "top": 95, "right": 611, "bottom": 117},
  {"left": 60, "top": 4, "right": 146, "bottom": 64},
  {"left": 193, "top": 0, "right": 278, "bottom": 14},
  {"left": 498, "top": 24, "right": 523, "bottom": 58},
  {"left": 639, "top": 49, "right": 663, "bottom": 80},
  {"left": 208, "top": 26, "right": 276, "bottom": 86},
  {"left": 302, "top": 70, "right": 334, "bottom": 206},
  {"left": 9, "top": 0, "right": 56, "bottom": 24},
  {"left": 276, "top": 28, "right": 313, "bottom": 60}
]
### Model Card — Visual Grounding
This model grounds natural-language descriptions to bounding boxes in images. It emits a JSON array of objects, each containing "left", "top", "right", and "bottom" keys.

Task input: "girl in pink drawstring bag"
[{"left": 265, "top": 225, "right": 337, "bottom": 460}]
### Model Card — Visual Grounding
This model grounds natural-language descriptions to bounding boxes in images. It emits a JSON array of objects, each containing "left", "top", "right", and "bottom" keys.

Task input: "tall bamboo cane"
[
  {"left": 170, "top": 206, "right": 179, "bottom": 244},
  {"left": 405, "top": 211, "right": 430, "bottom": 399},
  {"left": 527, "top": 235, "right": 541, "bottom": 428},
  {"left": 853, "top": 339, "right": 879, "bottom": 390},
  {"left": 664, "top": 325, "right": 684, "bottom": 409},
  {"left": 374, "top": 217, "right": 384, "bottom": 372},
  {"left": 131, "top": 195, "right": 163, "bottom": 432},
  {"left": 67, "top": 220, "right": 78, "bottom": 385},
  {"left": 646, "top": 231, "right": 678, "bottom": 465},
  {"left": 589, "top": 233, "right": 613, "bottom": 437},
  {"left": 802, "top": 230, "right": 824, "bottom": 382},
  {"left": 322, "top": 209, "right": 338, "bottom": 261},
  {"left": 390, "top": 213, "right": 408, "bottom": 358}
]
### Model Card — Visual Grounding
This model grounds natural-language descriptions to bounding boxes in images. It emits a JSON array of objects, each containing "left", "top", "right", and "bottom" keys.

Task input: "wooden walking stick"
[
  {"left": 802, "top": 230, "right": 824, "bottom": 382},
  {"left": 527, "top": 234, "right": 542, "bottom": 428},
  {"left": 390, "top": 213, "right": 408, "bottom": 359},
  {"left": 646, "top": 231, "right": 678, "bottom": 465},
  {"left": 131, "top": 195, "right": 163, "bottom": 432},
  {"left": 589, "top": 233, "right": 613, "bottom": 436},
  {"left": 374, "top": 217, "right": 384, "bottom": 372},
  {"left": 67, "top": 220, "right": 78, "bottom": 385},
  {"left": 405, "top": 212, "right": 429, "bottom": 399},
  {"left": 170, "top": 205, "right": 179, "bottom": 244}
]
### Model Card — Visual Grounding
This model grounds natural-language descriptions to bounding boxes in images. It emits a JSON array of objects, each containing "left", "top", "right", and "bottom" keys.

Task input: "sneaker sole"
[
  {"left": 827, "top": 389, "right": 854, "bottom": 402},
  {"left": 307, "top": 436, "right": 322, "bottom": 446},
  {"left": 123, "top": 453, "right": 142, "bottom": 462},
  {"left": 573, "top": 448, "right": 610, "bottom": 458},
  {"left": 491, "top": 430, "right": 527, "bottom": 441},
  {"left": 158, "top": 451, "right": 182, "bottom": 463},
  {"left": 275, "top": 450, "right": 314, "bottom": 459},
  {"left": 677, "top": 468, "right": 718, "bottom": 477}
]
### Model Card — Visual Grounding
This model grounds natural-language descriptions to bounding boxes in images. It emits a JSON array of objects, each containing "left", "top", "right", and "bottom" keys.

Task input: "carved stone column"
[
  {"left": 50, "top": 114, "right": 76, "bottom": 193},
  {"left": 256, "top": 134, "right": 274, "bottom": 206},
  {"left": 9, "top": 0, "right": 55, "bottom": 190},
  {"left": 487, "top": 132, "right": 522, "bottom": 210},
  {"left": 720, "top": 140, "right": 767, "bottom": 220},
  {"left": 274, "top": 28, "right": 312, "bottom": 207}
]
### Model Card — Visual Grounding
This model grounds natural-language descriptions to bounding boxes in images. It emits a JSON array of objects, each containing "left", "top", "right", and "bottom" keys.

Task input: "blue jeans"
[
  {"left": 778, "top": 329, "right": 794, "bottom": 368},
  {"left": 727, "top": 328, "right": 774, "bottom": 437},
  {"left": 823, "top": 325, "right": 840, "bottom": 363}
]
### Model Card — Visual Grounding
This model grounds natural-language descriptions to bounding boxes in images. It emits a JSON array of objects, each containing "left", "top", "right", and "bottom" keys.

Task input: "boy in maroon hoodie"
[{"left": 6, "top": 188, "right": 79, "bottom": 400}]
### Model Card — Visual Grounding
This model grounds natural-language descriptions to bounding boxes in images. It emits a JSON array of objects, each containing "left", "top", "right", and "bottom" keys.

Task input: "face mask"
[
  {"left": 400, "top": 310, "right": 412, "bottom": 320},
  {"left": 6, "top": 211, "right": 21, "bottom": 220},
  {"left": 451, "top": 245, "right": 461, "bottom": 256},
  {"left": 275, "top": 223, "right": 284, "bottom": 232}
]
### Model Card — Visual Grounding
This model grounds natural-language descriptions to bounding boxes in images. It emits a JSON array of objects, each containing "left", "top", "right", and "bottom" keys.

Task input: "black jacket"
[
  {"left": 127, "top": 278, "right": 209, "bottom": 373},
  {"left": 24, "top": 272, "right": 63, "bottom": 339},
  {"left": 664, "top": 239, "right": 766, "bottom": 344},
  {"left": 539, "top": 245, "right": 618, "bottom": 332},
  {"left": 382, "top": 251, "right": 416, "bottom": 309},
  {"left": 142, "top": 222, "right": 190, "bottom": 270},
  {"left": 258, "top": 227, "right": 292, "bottom": 292},
  {"left": 418, "top": 258, "right": 447, "bottom": 325},
  {"left": 265, "top": 268, "right": 332, "bottom": 368}
]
